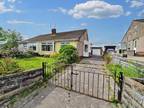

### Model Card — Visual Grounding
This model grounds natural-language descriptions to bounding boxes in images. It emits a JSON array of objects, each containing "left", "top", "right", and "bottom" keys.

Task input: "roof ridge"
[
  {"left": 37, "top": 29, "right": 87, "bottom": 36},
  {"left": 20, "top": 29, "right": 87, "bottom": 43},
  {"left": 133, "top": 19, "right": 144, "bottom": 22}
]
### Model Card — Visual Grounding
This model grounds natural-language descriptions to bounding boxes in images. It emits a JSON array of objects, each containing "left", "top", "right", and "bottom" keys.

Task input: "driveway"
[{"left": 17, "top": 56, "right": 114, "bottom": 108}]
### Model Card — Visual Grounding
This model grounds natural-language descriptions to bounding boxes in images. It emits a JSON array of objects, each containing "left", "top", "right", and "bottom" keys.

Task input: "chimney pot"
[{"left": 52, "top": 28, "right": 56, "bottom": 35}]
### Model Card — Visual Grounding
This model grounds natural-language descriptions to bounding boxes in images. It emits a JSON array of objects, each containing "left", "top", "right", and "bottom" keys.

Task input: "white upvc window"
[
  {"left": 61, "top": 41, "right": 70, "bottom": 47},
  {"left": 29, "top": 43, "right": 37, "bottom": 51},
  {"left": 41, "top": 42, "right": 54, "bottom": 51}
]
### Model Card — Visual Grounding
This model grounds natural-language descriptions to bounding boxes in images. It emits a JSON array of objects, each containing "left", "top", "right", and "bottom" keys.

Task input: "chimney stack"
[{"left": 51, "top": 28, "right": 56, "bottom": 35}]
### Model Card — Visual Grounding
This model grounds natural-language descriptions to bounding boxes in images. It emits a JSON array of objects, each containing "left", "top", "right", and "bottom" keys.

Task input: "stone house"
[
  {"left": 19, "top": 29, "right": 90, "bottom": 57},
  {"left": 121, "top": 19, "right": 144, "bottom": 56}
]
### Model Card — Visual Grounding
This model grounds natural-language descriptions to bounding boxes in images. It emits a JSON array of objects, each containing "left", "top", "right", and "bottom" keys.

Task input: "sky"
[{"left": 0, "top": 0, "right": 144, "bottom": 44}]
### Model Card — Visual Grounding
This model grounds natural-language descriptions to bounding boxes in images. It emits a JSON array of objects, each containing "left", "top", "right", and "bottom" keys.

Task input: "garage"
[{"left": 92, "top": 47, "right": 103, "bottom": 56}]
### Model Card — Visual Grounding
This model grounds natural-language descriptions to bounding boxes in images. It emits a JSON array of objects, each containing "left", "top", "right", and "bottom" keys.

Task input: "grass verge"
[{"left": 106, "top": 63, "right": 144, "bottom": 78}]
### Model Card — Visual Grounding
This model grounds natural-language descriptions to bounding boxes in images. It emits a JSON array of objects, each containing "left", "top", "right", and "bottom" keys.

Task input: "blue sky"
[{"left": 0, "top": 0, "right": 144, "bottom": 43}]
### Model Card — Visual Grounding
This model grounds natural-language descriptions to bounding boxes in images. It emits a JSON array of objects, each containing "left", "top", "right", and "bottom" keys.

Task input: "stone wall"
[
  {"left": 0, "top": 68, "right": 43, "bottom": 100},
  {"left": 122, "top": 78, "right": 144, "bottom": 108}
]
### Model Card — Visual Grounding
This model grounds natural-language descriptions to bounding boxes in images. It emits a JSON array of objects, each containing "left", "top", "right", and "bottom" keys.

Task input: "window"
[
  {"left": 42, "top": 42, "right": 53, "bottom": 51},
  {"left": 23, "top": 44, "right": 27, "bottom": 48},
  {"left": 134, "top": 40, "right": 137, "bottom": 47},
  {"left": 61, "top": 41, "right": 70, "bottom": 47},
  {"left": 85, "top": 45, "right": 88, "bottom": 52},
  {"left": 29, "top": 45, "right": 36, "bottom": 51}
]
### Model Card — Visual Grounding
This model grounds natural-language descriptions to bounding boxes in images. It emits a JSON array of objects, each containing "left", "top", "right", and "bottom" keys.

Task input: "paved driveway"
[{"left": 19, "top": 56, "right": 114, "bottom": 108}]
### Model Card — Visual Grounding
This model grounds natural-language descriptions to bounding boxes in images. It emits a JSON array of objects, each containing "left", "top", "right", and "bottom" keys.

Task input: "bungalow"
[
  {"left": 19, "top": 29, "right": 90, "bottom": 57},
  {"left": 121, "top": 19, "right": 144, "bottom": 56}
]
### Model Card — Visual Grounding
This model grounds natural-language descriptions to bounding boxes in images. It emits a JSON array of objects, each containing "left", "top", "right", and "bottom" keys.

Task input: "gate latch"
[{"left": 72, "top": 73, "right": 78, "bottom": 75}]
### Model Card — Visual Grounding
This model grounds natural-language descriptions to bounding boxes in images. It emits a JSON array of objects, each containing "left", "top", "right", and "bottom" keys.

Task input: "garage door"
[{"left": 92, "top": 49, "right": 101, "bottom": 56}]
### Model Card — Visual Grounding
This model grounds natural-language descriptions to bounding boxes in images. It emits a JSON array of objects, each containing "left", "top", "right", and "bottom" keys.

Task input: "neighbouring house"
[
  {"left": 19, "top": 29, "right": 91, "bottom": 57},
  {"left": 121, "top": 19, "right": 144, "bottom": 56}
]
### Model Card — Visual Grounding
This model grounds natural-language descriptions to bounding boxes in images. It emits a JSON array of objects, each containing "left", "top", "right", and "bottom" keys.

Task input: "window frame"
[
  {"left": 61, "top": 41, "right": 70, "bottom": 47},
  {"left": 41, "top": 42, "right": 54, "bottom": 52}
]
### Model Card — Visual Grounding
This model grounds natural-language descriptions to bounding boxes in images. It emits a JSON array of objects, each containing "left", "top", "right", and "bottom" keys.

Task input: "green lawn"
[{"left": 15, "top": 57, "right": 56, "bottom": 71}]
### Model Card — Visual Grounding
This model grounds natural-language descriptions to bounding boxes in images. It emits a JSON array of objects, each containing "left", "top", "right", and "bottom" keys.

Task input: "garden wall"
[
  {"left": 0, "top": 68, "right": 43, "bottom": 103},
  {"left": 121, "top": 78, "right": 144, "bottom": 108}
]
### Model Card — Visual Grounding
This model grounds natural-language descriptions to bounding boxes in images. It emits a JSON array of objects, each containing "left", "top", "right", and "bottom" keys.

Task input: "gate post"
[
  {"left": 42, "top": 62, "right": 46, "bottom": 80},
  {"left": 118, "top": 72, "right": 124, "bottom": 103},
  {"left": 70, "top": 64, "right": 73, "bottom": 90}
]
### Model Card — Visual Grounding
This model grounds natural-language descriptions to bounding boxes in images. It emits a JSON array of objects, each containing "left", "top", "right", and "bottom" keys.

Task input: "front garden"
[{"left": 0, "top": 45, "right": 79, "bottom": 75}]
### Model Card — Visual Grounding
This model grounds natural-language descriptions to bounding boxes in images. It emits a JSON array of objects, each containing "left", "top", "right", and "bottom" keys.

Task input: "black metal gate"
[{"left": 43, "top": 62, "right": 123, "bottom": 102}]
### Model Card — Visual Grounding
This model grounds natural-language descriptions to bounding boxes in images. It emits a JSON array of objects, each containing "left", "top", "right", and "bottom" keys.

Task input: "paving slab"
[{"left": 34, "top": 87, "right": 113, "bottom": 108}]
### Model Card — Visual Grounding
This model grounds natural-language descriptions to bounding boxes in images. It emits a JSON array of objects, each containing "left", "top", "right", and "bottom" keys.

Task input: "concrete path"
[
  {"left": 35, "top": 88, "right": 112, "bottom": 108},
  {"left": 19, "top": 56, "right": 114, "bottom": 108}
]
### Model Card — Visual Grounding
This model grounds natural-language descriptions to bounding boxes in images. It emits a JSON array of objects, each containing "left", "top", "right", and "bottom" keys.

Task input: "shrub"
[
  {"left": 58, "top": 45, "right": 79, "bottom": 64},
  {"left": 27, "top": 51, "right": 39, "bottom": 56},
  {"left": 103, "top": 53, "right": 112, "bottom": 64},
  {"left": 15, "top": 51, "right": 40, "bottom": 58},
  {"left": 0, "top": 49, "right": 11, "bottom": 57},
  {"left": 15, "top": 52, "right": 33, "bottom": 58},
  {"left": 0, "top": 49, "right": 35, "bottom": 58},
  {"left": 0, "top": 58, "right": 21, "bottom": 75}
]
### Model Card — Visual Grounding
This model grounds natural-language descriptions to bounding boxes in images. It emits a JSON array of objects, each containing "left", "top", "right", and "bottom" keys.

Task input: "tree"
[{"left": 0, "top": 28, "right": 22, "bottom": 50}]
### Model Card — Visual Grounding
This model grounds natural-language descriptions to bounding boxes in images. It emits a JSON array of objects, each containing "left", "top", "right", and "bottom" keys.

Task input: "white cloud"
[
  {"left": 80, "top": 23, "right": 88, "bottom": 26},
  {"left": 8, "top": 0, "right": 16, "bottom": 3},
  {"left": 48, "top": 7, "right": 67, "bottom": 14},
  {"left": 68, "top": 1, "right": 124, "bottom": 19},
  {"left": 125, "top": 11, "right": 131, "bottom": 16},
  {"left": 138, "top": 9, "right": 144, "bottom": 16},
  {"left": 0, "top": 1, "right": 14, "bottom": 13},
  {"left": 7, "top": 19, "right": 48, "bottom": 27},
  {"left": 0, "top": 0, "right": 21, "bottom": 14},
  {"left": 127, "top": 0, "right": 144, "bottom": 8},
  {"left": 7, "top": 20, "right": 34, "bottom": 24},
  {"left": 58, "top": 7, "right": 67, "bottom": 14},
  {"left": 131, "top": 0, "right": 144, "bottom": 7}
]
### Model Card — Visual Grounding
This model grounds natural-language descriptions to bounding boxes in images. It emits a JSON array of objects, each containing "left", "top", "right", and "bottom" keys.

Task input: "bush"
[
  {"left": 58, "top": 45, "right": 79, "bottom": 64},
  {"left": 103, "top": 53, "right": 112, "bottom": 64},
  {"left": 0, "top": 49, "right": 11, "bottom": 57},
  {"left": 0, "top": 49, "right": 35, "bottom": 58},
  {"left": 27, "top": 51, "right": 39, "bottom": 56},
  {"left": 14, "top": 51, "right": 40, "bottom": 58},
  {"left": 0, "top": 58, "right": 21, "bottom": 75},
  {"left": 14, "top": 52, "right": 33, "bottom": 58}
]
